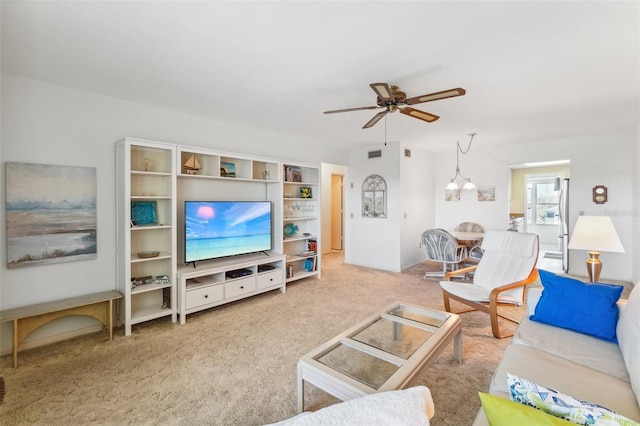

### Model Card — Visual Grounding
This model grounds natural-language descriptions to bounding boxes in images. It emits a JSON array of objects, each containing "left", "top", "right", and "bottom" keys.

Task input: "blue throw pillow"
[{"left": 531, "top": 270, "right": 623, "bottom": 342}]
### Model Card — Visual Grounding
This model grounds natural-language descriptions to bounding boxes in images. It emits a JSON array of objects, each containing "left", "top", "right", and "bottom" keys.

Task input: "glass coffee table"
[{"left": 296, "top": 301, "right": 462, "bottom": 412}]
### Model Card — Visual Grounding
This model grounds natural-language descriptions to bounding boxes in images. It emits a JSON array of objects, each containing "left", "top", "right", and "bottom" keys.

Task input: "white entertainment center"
[
  {"left": 117, "top": 138, "right": 321, "bottom": 335},
  {"left": 176, "top": 252, "right": 286, "bottom": 324}
]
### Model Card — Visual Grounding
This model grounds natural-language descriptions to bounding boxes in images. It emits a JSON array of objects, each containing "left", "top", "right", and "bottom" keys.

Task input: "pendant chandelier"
[{"left": 446, "top": 133, "right": 477, "bottom": 191}]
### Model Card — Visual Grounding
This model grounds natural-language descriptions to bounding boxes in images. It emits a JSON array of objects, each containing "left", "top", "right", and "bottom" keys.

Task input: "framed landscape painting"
[
  {"left": 5, "top": 162, "right": 97, "bottom": 268},
  {"left": 478, "top": 186, "right": 496, "bottom": 202}
]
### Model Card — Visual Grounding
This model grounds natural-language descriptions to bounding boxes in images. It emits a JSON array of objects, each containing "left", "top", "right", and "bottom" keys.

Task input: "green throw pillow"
[{"left": 480, "top": 392, "right": 574, "bottom": 426}]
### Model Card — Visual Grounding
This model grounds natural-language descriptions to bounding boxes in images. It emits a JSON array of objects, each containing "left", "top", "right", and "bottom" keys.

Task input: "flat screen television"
[{"left": 184, "top": 201, "right": 272, "bottom": 264}]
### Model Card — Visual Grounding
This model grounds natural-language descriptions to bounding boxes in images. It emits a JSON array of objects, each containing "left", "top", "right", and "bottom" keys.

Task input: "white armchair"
[{"left": 439, "top": 230, "right": 539, "bottom": 338}]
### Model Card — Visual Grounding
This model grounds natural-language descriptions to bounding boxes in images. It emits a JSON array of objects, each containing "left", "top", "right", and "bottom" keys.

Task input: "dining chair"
[
  {"left": 421, "top": 229, "right": 468, "bottom": 279},
  {"left": 440, "top": 229, "right": 539, "bottom": 338},
  {"left": 454, "top": 222, "right": 484, "bottom": 247}
]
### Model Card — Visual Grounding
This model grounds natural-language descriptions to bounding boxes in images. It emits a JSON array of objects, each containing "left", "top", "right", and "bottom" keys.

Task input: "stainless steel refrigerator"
[{"left": 558, "top": 178, "right": 570, "bottom": 272}]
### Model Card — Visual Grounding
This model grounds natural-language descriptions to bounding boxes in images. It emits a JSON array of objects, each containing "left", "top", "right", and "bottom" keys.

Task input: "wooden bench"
[{"left": 0, "top": 290, "right": 122, "bottom": 367}]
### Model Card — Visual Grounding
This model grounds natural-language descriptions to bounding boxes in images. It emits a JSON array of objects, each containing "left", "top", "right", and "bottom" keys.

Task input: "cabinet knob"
[
  {"left": 240, "top": 286, "right": 244, "bottom": 289},
  {"left": 204, "top": 294, "right": 208, "bottom": 298}
]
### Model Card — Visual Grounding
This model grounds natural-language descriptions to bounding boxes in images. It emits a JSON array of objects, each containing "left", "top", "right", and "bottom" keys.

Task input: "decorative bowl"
[
  {"left": 138, "top": 251, "right": 160, "bottom": 258},
  {"left": 283, "top": 223, "right": 299, "bottom": 238}
]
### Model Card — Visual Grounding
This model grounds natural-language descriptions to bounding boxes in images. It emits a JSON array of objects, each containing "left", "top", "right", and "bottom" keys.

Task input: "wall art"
[
  {"left": 362, "top": 174, "right": 387, "bottom": 218},
  {"left": 477, "top": 186, "right": 496, "bottom": 201},
  {"left": 5, "top": 162, "right": 97, "bottom": 268},
  {"left": 445, "top": 188, "right": 460, "bottom": 201}
]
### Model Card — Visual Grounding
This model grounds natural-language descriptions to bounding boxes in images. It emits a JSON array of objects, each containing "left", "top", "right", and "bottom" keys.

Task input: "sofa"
[{"left": 474, "top": 271, "right": 640, "bottom": 425}]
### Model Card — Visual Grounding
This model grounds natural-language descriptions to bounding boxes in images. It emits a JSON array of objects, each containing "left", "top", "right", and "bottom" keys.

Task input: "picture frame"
[
  {"left": 300, "top": 187, "right": 312, "bottom": 198},
  {"left": 5, "top": 162, "right": 98, "bottom": 268},
  {"left": 220, "top": 162, "right": 236, "bottom": 178},
  {"left": 445, "top": 188, "right": 460, "bottom": 201},
  {"left": 291, "top": 167, "right": 302, "bottom": 182},
  {"left": 477, "top": 186, "right": 496, "bottom": 202}
]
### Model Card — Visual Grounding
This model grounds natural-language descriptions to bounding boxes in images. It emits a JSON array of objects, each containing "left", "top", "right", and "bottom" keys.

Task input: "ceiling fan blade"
[
  {"left": 400, "top": 107, "right": 440, "bottom": 123},
  {"left": 324, "top": 105, "right": 380, "bottom": 114},
  {"left": 369, "top": 83, "right": 395, "bottom": 102},
  {"left": 363, "top": 110, "right": 388, "bottom": 129},
  {"left": 405, "top": 88, "right": 466, "bottom": 105}
]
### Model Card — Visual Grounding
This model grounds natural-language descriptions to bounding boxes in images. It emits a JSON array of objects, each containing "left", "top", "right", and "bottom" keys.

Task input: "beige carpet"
[{"left": 1, "top": 253, "right": 532, "bottom": 425}]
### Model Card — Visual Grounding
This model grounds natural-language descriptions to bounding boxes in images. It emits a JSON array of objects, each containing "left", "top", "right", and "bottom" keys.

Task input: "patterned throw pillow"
[{"left": 507, "top": 374, "right": 639, "bottom": 426}]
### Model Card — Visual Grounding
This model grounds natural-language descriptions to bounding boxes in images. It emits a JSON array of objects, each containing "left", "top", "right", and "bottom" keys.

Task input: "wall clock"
[{"left": 592, "top": 185, "right": 607, "bottom": 204}]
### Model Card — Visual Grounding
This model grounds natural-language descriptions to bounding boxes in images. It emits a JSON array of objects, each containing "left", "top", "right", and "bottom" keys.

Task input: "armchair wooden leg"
[
  {"left": 442, "top": 290, "right": 477, "bottom": 315},
  {"left": 443, "top": 291, "right": 452, "bottom": 313},
  {"left": 489, "top": 304, "right": 517, "bottom": 339},
  {"left": 490, "top": 319, "right": 514, "bottom": 339}
]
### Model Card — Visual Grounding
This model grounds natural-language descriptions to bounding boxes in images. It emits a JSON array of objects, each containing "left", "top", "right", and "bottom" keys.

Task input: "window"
[
  {"left": 527, "top": 178, "right": 559, "bottom": 225},
  {"left": 362, "top": 175, "right": 387, "bottom": 218}
]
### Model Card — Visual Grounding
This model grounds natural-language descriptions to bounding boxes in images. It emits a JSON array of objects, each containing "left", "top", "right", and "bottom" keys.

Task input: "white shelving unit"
[
  {"left": 282, "top": 163, "right": 321, "bottom": 282},
  {"left": 116, "top": 138, "right": 177, "bottom": 336},
  {"left": 117, "top": 140, "right": 321, "bottom": 333},
  {"left": 177, "top": 147, "right": 280, "bottom": 182}
]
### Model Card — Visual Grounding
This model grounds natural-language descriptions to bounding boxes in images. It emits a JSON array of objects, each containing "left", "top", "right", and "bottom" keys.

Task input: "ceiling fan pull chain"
[{"left": 384, "top": 114, "right": 387, "bottom": 146}]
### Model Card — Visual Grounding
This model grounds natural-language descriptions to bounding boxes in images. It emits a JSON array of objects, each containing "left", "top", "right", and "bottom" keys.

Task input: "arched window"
[{"left": 362, "top": 174, "right": 387, "bottom": 218}]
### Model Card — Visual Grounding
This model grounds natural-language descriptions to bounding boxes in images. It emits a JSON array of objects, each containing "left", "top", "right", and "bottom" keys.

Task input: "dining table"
[{"left": 451, "top": 231, "right": 484, "bottom": 242}]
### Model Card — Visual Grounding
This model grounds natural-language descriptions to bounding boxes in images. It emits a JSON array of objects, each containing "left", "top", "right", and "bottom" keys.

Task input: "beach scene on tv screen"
[{"left": 185, "top": 201, "right": 271, "bottom": 262}]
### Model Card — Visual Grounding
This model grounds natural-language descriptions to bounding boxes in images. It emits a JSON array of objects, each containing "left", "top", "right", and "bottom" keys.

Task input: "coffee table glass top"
[
  {"left": 388, "top": 304, "right": 449, "bottom": 327},
  {"left": 351, "top": 317, "right": 431, "bottom": 359},
  {"left": 317, "top": 343, "right": 399, "bottom": 390},
  {"left": 314, "top": 304, "right": 452, "bottom": 389}
]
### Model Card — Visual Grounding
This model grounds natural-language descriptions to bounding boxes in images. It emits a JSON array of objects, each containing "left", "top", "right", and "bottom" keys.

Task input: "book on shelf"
[{"left": 284, "top": 165, "right": 302, "bottom": 183}]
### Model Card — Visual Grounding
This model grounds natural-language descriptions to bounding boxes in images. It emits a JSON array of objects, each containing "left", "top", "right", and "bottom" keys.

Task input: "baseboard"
[{"left": 0, "top": 324, "right": 104, "bottom": 357}]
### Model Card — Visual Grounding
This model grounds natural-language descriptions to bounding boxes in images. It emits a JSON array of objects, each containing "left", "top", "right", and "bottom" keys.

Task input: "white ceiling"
[{"left": 2, "top": 1, "right": 639, "bottom": 153}]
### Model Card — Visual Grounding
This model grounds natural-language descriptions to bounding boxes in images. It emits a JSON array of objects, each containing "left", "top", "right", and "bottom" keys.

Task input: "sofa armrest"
[{"left": 526, "top": 287, "right": 543, "bottom": 316}]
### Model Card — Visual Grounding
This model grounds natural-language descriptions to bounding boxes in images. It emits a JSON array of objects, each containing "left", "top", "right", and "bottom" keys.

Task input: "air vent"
[
  {"left": 368, "top": 150, "right": 382, "bottom": 159},
  {"left": 404, "top": 149, "right": 411, "bottom": 157}
]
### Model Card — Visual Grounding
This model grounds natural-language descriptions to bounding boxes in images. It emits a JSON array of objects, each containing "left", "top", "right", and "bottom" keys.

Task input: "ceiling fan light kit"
[{"left": 324, "top": 82, "right": 466, "bottom": 129}]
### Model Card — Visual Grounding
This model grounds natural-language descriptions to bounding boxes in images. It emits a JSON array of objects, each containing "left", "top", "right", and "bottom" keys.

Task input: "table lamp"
[{"left": 567, "top": 216, "right": 624, "bottom": 282}]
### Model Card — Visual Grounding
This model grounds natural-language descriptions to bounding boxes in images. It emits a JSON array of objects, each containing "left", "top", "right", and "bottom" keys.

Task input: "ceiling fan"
[{"left": 324, "top": 83, "right": 466, "bottom": 129}]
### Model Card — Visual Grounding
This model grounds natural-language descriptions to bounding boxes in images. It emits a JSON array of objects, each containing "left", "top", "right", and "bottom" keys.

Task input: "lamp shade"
[
  {"left": 567, "top": 216, "right": 625, "bottom": 253},
  {"left": 462, "top": 181, "right": 476, "bottom": 190}
]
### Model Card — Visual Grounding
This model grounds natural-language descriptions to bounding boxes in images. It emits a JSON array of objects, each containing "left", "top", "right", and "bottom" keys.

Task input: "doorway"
[
  {"left": 509, "top": 160, "right": 570, "bottom": 274},
  {"left": 330, "top": 174, "right": 344, "bottom": 251}
]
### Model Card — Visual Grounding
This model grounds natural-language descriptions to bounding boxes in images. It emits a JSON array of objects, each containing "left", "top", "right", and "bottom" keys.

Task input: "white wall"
[
  {"left": 2, "top": 73, "right": 638, "bottom": 353},
  {"left": 344, "top": 143, "right": 402, "bottom": 271},
  {"left": 0, "top": 73, "right": 350, "bottom": 351},
  {"left": 400, "top": 145, "right": 435, "bottom": 270},
  {"left": 434, "top": 150, "right": 509, "bottom": 232},
  {"left": 434, "top": 132, "right": 636, "bottom": 282},
  {"left": 344, "top": 143, "right": 435, "bottom": 272}
]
